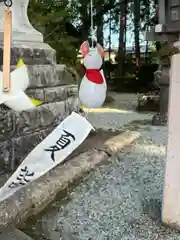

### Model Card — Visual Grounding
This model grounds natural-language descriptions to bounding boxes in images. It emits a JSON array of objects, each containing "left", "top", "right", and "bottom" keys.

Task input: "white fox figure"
[{"left": 78, "top": 41, "right": 107, "bottom": 108}]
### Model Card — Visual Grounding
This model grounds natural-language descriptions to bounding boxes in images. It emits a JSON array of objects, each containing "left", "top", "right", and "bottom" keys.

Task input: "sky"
[
  {"left": 104, "top": 27, "right": 146, "bottom": 48},
  {"left": 103, "top": 13, "right": 146, "bottom": 48}
]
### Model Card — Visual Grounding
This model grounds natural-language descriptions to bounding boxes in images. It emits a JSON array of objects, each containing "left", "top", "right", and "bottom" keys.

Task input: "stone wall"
[
  {"left": 0, "top": 1, "right": 80, "bottom": 172},
  {"left": 0, "top": 60, "right": 80, "bottom": 171}
]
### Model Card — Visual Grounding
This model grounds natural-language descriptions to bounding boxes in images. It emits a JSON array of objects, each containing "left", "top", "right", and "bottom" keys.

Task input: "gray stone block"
[
  {"left": 24, "top": 65, "right": 78, "bottom": 89},
  {"left": 0, "top": 109, "right": 16, "bottom": 142},
  {"left": 0, "top": 228, "right": 34, "bottom": 240},
  {"left": 10, "top": 127, "right": 54, "bottom": 169},
  {"left": 56, "top": 64, "right": 79, "bottom": 85},
  {"left": 0, "top": 127, "right": 54, "bottom": 171},
  {"left": 66, "top": 96, "right": 80, "bottom": 113},
  {"left": 26, "top": 88, "right": 45, "bottom": 101},
  {"left": 0, "top": 46, "right": 56, "bottom": 65},
  {"left": 15, "top": 101, "right": 66, "bottom": 135},
  {"left": 0, "top": 97, "right": 80, "bottom": 170},
  {"left": 0, "top": 97, "right": 79, "bottom": 139},
  {"left": 26, "top": 84, "right": 78, "bottom": 103},
  {"left": 0, "top": 140, "right": 12, "bottom": 169},
  {"left": 43, "top": 85, "right": 77, "bottom": 103},
  {"left": 27, "top": 65, "right": 57, "bottom": 88}
]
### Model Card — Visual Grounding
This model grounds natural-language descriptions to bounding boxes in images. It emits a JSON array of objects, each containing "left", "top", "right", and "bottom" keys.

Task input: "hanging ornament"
[
  {"left": 78, "top": 41, "right": 107, "bottom": 108},
  {"left": 78, "top": 0, "right": 107, "bottom": 109},
  {"left": 0, "top": 0, "right": 43, "bottom": 111}
]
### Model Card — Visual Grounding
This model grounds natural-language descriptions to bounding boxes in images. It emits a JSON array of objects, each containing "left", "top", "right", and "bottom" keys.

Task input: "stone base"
[
  {"left": 26, "top": 84, "right": 77, "bottom": 103},
  {"left": 152, "top": 113, "right": 168, "bottom": 126},
  {"left": 0, "top": 96, "right": 80, "bottom": 172},
  {"left": 0, "top": 41, "right": 80, "bottom": 172},
  {"left": 0, "top": 44, "right": 56, "bottom": 65},
  {"left": 24, "top": 65, "right": 77, "bottom": 89}
]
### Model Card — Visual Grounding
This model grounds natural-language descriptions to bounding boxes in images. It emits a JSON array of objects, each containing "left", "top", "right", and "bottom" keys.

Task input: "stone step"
[
  {"left": 0, "top": 46, "right": 56, "bottom": 65},
  {"left": 56, "top": 64, "right": 80, "bottom": 85},
  {"left": 26, "top": 84, "right": 78, "bottom": 102},
  {"left": 27, "top": 64, "right": 57, "bottom": 88},
  {"left": 9, "top": 64, "right": 77, "bottom": 88},
  {"left": 0, "top": 228, "right": 34, "bottom": 240},
  {"left": 0, "top": 96, "right": 80, "bottom": 140}
]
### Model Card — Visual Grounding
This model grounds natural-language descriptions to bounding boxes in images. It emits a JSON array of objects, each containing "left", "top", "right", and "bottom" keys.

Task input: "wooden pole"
[{"left": 2, "top": 8, "right": 12, "bottom": 92}]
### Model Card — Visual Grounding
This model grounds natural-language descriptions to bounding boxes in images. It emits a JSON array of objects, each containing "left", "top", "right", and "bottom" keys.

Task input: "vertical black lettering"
[
  {"left": 44, "top": 145, "right": 60, "bottom": 162},
  {"left": 8, "top": 166, "right": 34, "bottom": 188},
  {"left": 44, "top": 129, "right": 75, "bottom": 162}
]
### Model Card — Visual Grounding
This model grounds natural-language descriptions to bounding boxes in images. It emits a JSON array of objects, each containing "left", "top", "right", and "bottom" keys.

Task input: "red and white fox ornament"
[{"left": 78, "top": 41, "right": 107, "bottom": 108}]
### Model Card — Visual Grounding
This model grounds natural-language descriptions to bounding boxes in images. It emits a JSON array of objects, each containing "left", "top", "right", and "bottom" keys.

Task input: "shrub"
[
  {"left": 112, "top": 76, "right": 138, "bottom": 93},
  {"left": 137, "top": 63, "right": 158, "bottom": 91}
]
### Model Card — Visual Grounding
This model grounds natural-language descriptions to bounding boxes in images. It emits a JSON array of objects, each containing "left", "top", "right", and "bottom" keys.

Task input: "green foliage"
[
  {"left": 27, "top": 0, "right": 159, "bottom": 81},
  {"left": 28, "top": 0, "right": 79, "bottom": 66},
  {"left": 112, "top": 75, "right": 138, "bottom": 93},
  {"left": 28, "top": 0, "right": 119, "bottom": 66}
]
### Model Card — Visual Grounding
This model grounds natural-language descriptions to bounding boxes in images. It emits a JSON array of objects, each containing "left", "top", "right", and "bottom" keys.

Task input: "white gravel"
[{"left": 25, "top": 111, "right": 180, "bottom": 240}]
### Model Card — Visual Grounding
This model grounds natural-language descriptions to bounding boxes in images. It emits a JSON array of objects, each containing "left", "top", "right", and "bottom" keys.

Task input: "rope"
[
  {"left": 90, "top": 0, "right": 97, "bottom": 46},
  {"left": 90, "top": 0, "right": 94, "bottom": 46},
  {"left": 4, "top": 0, "right": 12, "bottom": 7}
]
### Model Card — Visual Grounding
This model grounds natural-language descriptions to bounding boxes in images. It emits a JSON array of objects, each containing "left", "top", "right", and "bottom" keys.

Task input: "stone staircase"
[{"left": 0, "top": 47, "right": 80, "bottom": 171}]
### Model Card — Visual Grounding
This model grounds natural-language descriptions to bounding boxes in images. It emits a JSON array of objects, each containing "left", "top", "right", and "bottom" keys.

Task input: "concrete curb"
[{"left": 0, "top": 130, "right": 140, "bottom": 230}]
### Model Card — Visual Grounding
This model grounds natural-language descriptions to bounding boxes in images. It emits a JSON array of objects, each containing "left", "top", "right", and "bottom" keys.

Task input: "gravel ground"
[
  {"left": 106, "top": 93, "right": 138, "bottom": 111},
  {"left": 24, "top": 110, "right": 180, "bottom": 240},
  {"left": 86, "top": 110, "right": 152, "bottom": 131}
]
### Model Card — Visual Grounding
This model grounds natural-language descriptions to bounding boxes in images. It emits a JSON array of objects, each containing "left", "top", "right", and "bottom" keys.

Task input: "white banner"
[{"left": 0, "top": 112, "right": 94, "bottom": 202}]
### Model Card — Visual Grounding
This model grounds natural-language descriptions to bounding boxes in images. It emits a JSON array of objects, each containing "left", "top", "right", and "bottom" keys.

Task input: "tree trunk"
[
  {"left": 134, "top": 0, "right": 140, "bottom": 74},
  {"left": 145, "top": 0, "right": 150, "bottom": 63},
  {"left": 123, "top": 0, "right": 127, "bottom": 59},
  {"left": 108, "top": 9, "right": 112, "bottom": 79},
  {"left": 96, "top": 0, "right": 104, "bottom": 46},
  {"left": 117, "top": 0, "right": 127, "bottom": 76},
  {"left": 79, "top": 0, "right": 90, "bottom": 41},
  {"left": 108, "top": 10, "right": 112, "bottom": 61}
]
